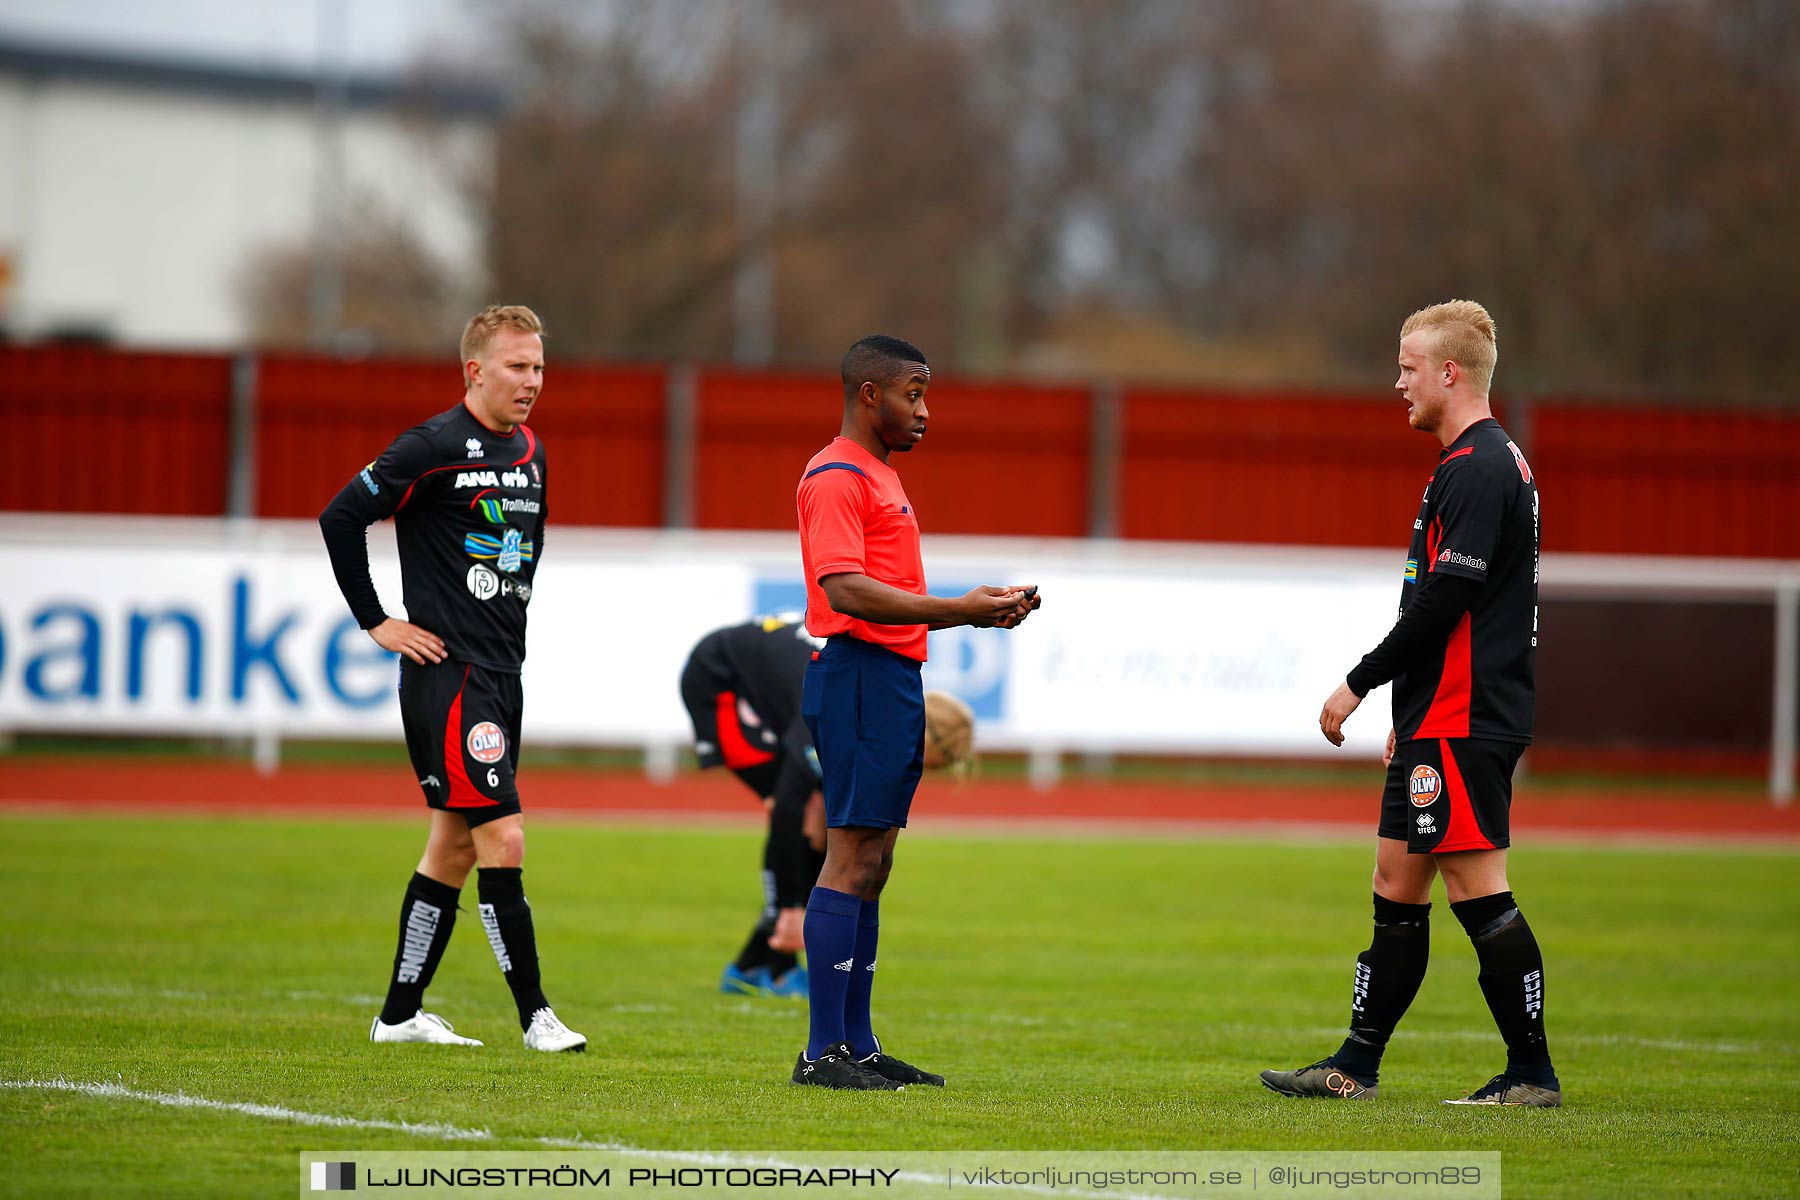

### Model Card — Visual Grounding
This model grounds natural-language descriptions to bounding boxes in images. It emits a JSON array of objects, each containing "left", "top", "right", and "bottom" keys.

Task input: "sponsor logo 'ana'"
[
  {"left": 1409, "top": 764, "right": 1442, "bottom": 808},
  {"left": 1436, "top": 548, "right": 1488, "bottom": 573},
  {"left": 468, "top": 721, "right": 506, "bottom": 763},
  {"left": 454, "top": 470, "right": 500, "bottom": 489},
  {"left": 452, "top": 465, "right": 532, "bottom": 489}
]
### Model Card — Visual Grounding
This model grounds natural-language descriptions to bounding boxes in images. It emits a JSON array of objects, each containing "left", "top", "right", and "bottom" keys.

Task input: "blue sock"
[
  {"left": 843, "top": 900, "right": 880, "bottom": 1058},
  {"left": 803, "top": 886, "right": 861, "bottom": 1058}
]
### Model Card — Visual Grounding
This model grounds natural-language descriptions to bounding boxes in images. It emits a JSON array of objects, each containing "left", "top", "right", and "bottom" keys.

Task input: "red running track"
[{"left": 4, "top": 760, "right": 1797, "bottom": 845}]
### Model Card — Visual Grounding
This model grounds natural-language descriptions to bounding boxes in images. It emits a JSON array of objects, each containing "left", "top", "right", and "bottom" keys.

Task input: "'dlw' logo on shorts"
[
  {"left": 468, "top": 722, "right": 507, "bottom": 764},
  {"left": 1409, "top": 764, "right": 1442, "bottom": 808},
  {"left": 310, "top": 1161, "right": 355, "bottom": 1191}
]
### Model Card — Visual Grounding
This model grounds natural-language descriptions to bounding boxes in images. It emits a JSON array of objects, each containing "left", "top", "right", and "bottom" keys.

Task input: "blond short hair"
[
  {"left": 460, "top": 305, "right": 545, "bottom": 386},
  {"left": 1400, "top": 300, "right": 1497, "bottom": 395},
  {"left": 924, "top": 691, "right": 976, "bottom": 776}
]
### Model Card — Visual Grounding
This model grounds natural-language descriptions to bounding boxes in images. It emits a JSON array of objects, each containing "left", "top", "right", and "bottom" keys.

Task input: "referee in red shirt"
[{"left": 790, "top": 335, "right": 1040, "bottom": 1090}]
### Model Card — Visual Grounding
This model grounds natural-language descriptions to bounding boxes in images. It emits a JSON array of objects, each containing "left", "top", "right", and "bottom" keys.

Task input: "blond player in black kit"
[
  {"left": 1261, "top": 301, "right": 1561, "bottom": 1106},
  {"left": 320, "top": 305, "right": 585, "bottom": 1053}
]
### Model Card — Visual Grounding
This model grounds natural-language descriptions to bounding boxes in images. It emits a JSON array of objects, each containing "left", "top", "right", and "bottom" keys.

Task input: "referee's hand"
[
  {"left": 1319, "top": 680, "right": 1362, "bottom": 747},
  {"left": 958, "top": 585, "right": 1027, "bottom": 628},
  {"left": 369, "top": 617, "right": 447, "bottom": 665},
  {"left": 995, "top": 584, "right": 1043, "bottom": 630}
]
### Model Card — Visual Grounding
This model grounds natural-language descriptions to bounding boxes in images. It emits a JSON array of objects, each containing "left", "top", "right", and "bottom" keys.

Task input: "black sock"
[
  {"left": 1451, "top": 890, "right": 1558, "bottom": 1089},
  {"left": 1332, "top": 892, "right": 1432, "bottom": 1085},
  {"left": 379, "top": 872, "right": 461, "bottom": 1026},
  {"left": 476, "top": 867, "right": 549, "bottom": 1030},
  {"left": 734, "top": 912, "right": 783, "bottom": 973}
]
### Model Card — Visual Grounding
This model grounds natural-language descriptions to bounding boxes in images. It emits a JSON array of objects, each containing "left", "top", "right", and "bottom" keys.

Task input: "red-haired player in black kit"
[
  {"left": 1261, "top": 300, "right": 1561, "bottom": 1107},
  {"left": 319, "top": 305, "right": 585, "bottom": 1053}
]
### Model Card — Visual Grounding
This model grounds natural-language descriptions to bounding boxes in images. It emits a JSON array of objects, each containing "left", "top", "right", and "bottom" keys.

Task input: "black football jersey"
[
  {"left": 1392, "top": 418, "right": 1539, "bottom": 743},
  {"left": 687, "top": 613, "right": 821, "bottom": 752},
  {"left": 320, "top": 403, "right": 547, "bottom": 673}
]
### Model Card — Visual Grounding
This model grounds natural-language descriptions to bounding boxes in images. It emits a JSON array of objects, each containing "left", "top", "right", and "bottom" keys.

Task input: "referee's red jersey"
[{"left": 796, "top": 436, "right": 929, "bottom": 662}]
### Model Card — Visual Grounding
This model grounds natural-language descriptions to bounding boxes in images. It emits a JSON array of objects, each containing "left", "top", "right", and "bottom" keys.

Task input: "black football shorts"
[
  {"left": 398, "top": 658, "right": 523, "bottom": 827},
  {"left": 1379, "top": 736, "right": 1524, "bottom": 853}
]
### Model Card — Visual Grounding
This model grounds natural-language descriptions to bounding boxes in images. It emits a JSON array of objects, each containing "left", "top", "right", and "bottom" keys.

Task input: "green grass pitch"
[{"left": 2, "top": 814, "right": 1796, "bottom": 1197}]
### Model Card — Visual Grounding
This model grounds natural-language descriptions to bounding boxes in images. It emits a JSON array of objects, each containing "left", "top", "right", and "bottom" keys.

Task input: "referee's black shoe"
[
  {"left": 858, "top": 1046, "right": 945, "bottom": 1087},
  {"left": 791, "top": 1042, "right": 905, "bottom": 1090}
]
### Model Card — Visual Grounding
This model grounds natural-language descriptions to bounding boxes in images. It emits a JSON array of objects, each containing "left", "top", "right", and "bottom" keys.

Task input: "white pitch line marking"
[
  {"left": 1, "top": 1078, "right": 1182, "bottom": 1200},
  {"left": 2, "top": 1078, "right": 492, "bottom": 1141}
]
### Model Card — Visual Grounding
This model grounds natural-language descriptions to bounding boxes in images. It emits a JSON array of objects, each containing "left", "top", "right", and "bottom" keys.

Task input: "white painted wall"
[{"left": 0, "top": 69, "right": 490, "bottom": 346}]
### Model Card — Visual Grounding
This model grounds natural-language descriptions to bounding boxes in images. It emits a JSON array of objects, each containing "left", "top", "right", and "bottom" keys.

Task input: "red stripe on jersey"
[
  {"left": 1417, "top": 613, "right": 1473, "bottom": 738},
  {"left": 713, "top": 691, "right": 776, "bottom": 770},
  {"left": 395, "top": 463, "right": 473, "bottom": 513},
  {"left": 1434, "top": 738, "right": 1495, "bottom": 852},
  {"left": 1426, "top": 516, "right": 1443, "bottom": 573},
  {"left": 443, "top": 667, "right": 496, "bottom": 808},
  {"left": 1442, "top": 446, "right": 1475, "bottom": 462},
  {"left": 511, "top": 424, "right": 537, "bottom": 466}
]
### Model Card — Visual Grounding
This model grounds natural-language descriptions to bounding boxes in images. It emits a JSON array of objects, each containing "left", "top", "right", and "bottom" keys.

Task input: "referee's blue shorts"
[{"left": 800, "top": 635, "right": 926, "bottom": 830}]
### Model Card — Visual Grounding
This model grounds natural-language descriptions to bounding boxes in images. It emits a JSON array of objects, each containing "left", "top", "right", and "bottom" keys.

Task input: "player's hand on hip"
[
  {"left": 1384, "top": 727, "right": 1397, "bottom": 768},
  {"left": 369, "top": 617, "right": 447, "bottom": 665},
  {"left": 1319, "top": 680, "right": 1362, "bottom": 747},
  {"left": 769, "top": 907, "right": 806, "bottom": 953},
  {"left": 958, "top": 585, "right": 1025, "bottom": 628}
]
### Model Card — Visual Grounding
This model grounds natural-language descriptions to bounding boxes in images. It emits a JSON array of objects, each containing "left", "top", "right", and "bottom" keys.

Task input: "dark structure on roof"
[{"left": 0, "top": 37, "right": 504, "bottom": 118}]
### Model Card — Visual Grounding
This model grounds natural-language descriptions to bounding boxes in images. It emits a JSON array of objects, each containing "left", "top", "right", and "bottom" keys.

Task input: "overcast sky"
[{"left": 0, "top": 0, "right": 480, "bottom": 74}]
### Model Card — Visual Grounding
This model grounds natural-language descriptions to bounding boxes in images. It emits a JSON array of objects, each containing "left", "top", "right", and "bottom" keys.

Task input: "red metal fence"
[
  {"left": 11, "top": 345, "right": 1798, "bottom": 556},
  {"left": 4, "top": 347, "right": 233, "bottom": 516}
]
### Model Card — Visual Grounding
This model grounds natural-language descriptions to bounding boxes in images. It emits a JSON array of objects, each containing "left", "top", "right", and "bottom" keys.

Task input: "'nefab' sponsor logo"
[{"left": 1436, "top": 549, "right": 1488, "bottom": 573}]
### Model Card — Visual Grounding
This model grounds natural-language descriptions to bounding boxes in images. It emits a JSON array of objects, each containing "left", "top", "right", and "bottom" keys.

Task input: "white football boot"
[
  {"left": 369, "top": 1010, "right": 483, "bottom": 1046},
  {"left": 522, "top": 1007, "right": 587, "bottom": 1052}
]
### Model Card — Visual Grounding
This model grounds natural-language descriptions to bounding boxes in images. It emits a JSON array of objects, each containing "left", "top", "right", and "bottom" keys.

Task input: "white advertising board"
[{"left": 0, "top": 517, "right": 1400, "bottom": 758}]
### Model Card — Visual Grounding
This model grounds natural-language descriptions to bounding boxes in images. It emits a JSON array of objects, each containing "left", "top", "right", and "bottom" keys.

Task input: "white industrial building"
[{"left": 0, "top": 39, "right": 498, "bottom": 347}]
